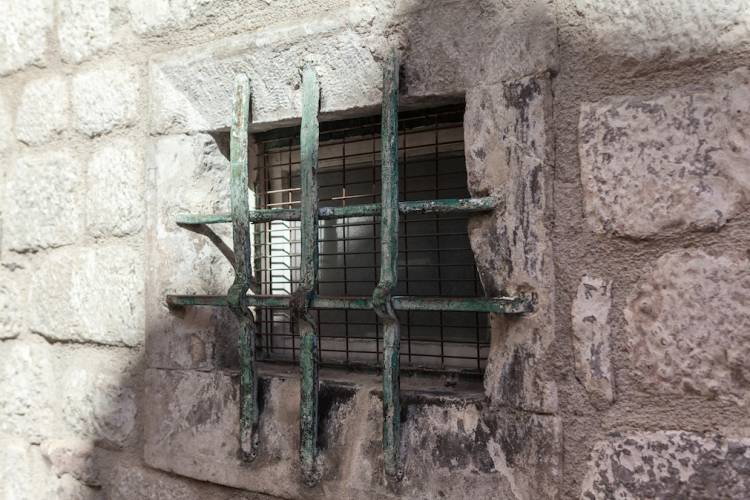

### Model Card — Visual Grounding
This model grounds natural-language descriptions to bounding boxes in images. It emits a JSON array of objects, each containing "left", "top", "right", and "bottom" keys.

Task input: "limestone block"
[
  {"left": 625, "top": 250, "right": 750, "bottom": 406},
  {"left": 86, "top": 140, "right": 144, "bottom": 237},
  {"left": 571, "top": 1, "right": 750, "bottom": 71},
  {"left": 3, "top": 151, "right": 82, "bottom": 252},
  {"left": 127, "top": 0, "right": 221, "bottom": 35},
  {"left": 0, "top": 436, "right": 52, "bottom": 500},
  {"left": 72, "top": 64, "right": 139, "bottom": 137},
  {"left": 15, "top": 75, "right": 69, "bottom": 146},
  {"left": 148, "top": 1, "right": 557, "bottom": 134},
  {"left": 0, "top": 341, "right": 56, "bottom": 443},
  {"left": 58, "top": 0, "right": 112, "bottom": 64},
  {"left": 30, "top": 245, "right": 145, "bottom": 347},
  {"left": 61, "top": 349, "right": 138, "bottom": 448},
  {"left": 41, "top": 438, "right": 99, "bottom": 486},
  {"left": 0, "top": 0, "right": 53, "bottom": 76},
  {"left": 465, "top": 76, "right": 557, "bottom": 413},
  {"left": 579, "top": 68, "right": 750, "bottom": 238},
  {"left": 581, "top": 432, "right": 750, "bottom": 499},
  {"left": 571, "top": 276, "right": 614, "bottom": 408}
]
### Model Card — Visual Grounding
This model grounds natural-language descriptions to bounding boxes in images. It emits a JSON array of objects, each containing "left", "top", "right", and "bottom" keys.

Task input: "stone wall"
[{"left": 0, "top": 0, "right": 748, "bottom": 498}]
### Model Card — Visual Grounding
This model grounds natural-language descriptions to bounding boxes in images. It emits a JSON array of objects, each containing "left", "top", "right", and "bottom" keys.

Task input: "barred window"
[{"left": 252, "top": 105, "right": 490, "bottom": 373}]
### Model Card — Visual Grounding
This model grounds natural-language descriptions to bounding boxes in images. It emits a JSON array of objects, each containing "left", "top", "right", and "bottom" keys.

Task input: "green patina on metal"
[
  {"left": 295, "top": 64, "right": 321, "bottom": 486},
  {"left": 225, "top": 75, "right": 259, "bottom": 461},
  {"left": 167, "top": 294, "right": 534, "bottom": 313},
  {"left": 176, "top": 196, "right": 500, "bottom": 225},
  {"left": 372, "top": 51, "right": 403, "bottom": 481}
]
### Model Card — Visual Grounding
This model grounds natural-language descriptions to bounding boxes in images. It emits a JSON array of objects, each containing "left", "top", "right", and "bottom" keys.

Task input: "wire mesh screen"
[{"left": 252, "top": 105, "right": 490, "bottom": 372}]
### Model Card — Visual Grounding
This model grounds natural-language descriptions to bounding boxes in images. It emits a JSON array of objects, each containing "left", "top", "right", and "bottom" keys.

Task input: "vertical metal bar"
[
  {"left": 372, "top": 50, "right": 403, "bottom": 480},
  {"left": 295, "top": 64, "right": 320, "bottom": 486},
  {"left": 225, "top": 74, "right": 258, "bottom": 461}
]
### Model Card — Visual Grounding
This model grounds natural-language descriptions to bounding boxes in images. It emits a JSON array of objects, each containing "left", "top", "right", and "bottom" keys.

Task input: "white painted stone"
[
  {"left": 579, "top": 68, "right": 750, "bottom": 238},
  {"left": 72, "top": 64, "right": 139, "bottom": 137},
  {"left": 86, "top": 140, "right": 144, "bottom": 237},
  {"left": 57, "top": 0, "right": 112, "bottom": 64},
  {"left": 41, "top": 438, "right": 98, "bottom": 486},
  {"left": 571, "top": 276, "right": 614, "bottom": 408},
  {"left": 626, "top": 250, "right": 750, "bottom": 406},
  {"left": 0, "top": 0, "right": 53, "bottom": 76},
  {"left": 127, "top": 0, "right": 216, "bottom": 35},
  {"left": 582, "top": 432, "right": 750, "bottom": 499},
  {"left": 0, "top": 436, "right": 50, "bottom": 500},
  {"left": 30, "top": 245, "right": 145, "bottom": 347},
  {"left": 0, "top": 268, "right": 26, "bottom": 339},
  {"left": 572, "top": 1, "right": 750, "bottom": 68},
  {"left": 0, "top": 92, "right": 12, "bottom": 153},
  {"left": 2, "top": 151, "right": 82, "bottom": 252},
  {"left": 15, "top": 75, "right": 69, "bottom": 146},
  {"left": 0, "top": 341, "right": 56, "bottom": 443},
  {"left": 61, "top": 349, "right": 138, "bottom": 449}
]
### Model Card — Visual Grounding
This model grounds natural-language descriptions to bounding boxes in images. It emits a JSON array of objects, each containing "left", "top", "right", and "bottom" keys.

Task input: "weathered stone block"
[
  {"left": 571, "top": 1, "right": 750, "bottom": 71},
  {"left": 72, "top": 64, "right": 139, "bottom": 137},
  {"left": 3, "top": 151, "right": 82, "bottom": 252},
  {"left": 30, "top": 245, "right": 145, "bottom": 347},
  {"left": 0, "top": 341, "right": 56, "bottom": 442},
  {"left": 61, "top": 351, "right": 138, "bottom": 449},
  {"left": 0, "top": 0, "right": 53, "bottom": 76},
  {"left": 571, "top": 275, "right": 614, "bottom": 408},
  {"left": 57, "top": 0, "right": 112, "bottom": 64},
  {"left": 86, "top": 140, "right": 144, "bottom": 237},
  {"left": 15, "top": 75, "right": 69, "bottom": 146},
  {"left": 0, "top": 436, "right": 50, "bottom": 500},
  {"left": 148, "top": 1, "right": 556, "bottom": 134},
  {"left": 582, "top": 432, "right": 750, "bottom": 499},
  {"left": 465, "top": 76, "right": 557, "bottom": 413},
  {"left": 0, "top": 268, "right": 26, "bottom": 339},
  {"left": 579, "top": 68, "right": 750, "bottom": 238},
  {"left": 625, "top": 250, "right": 750, "bottom": 406}
]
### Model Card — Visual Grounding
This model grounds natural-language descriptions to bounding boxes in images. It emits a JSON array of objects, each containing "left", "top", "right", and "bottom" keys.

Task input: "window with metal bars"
[{"left": 252, "top": 104, "right": 490, "bottom": 373}]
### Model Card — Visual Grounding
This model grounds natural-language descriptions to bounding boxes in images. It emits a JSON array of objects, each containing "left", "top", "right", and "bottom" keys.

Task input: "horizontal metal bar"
[
  {"left": 175, "top": 197, "right": 499, "bottom": 225},
  {"left": 167, "top": 293, "right": 533, "bottom": 314}
]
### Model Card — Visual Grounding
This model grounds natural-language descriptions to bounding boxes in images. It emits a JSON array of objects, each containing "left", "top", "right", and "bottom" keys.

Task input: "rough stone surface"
[
  {"left": 0, "top": 92, "right": 13, "bottom": 153},
  {"left": 579, "top": 68, "right": 750, "bottom": 238},
  {"left": 62, "top": 352, "right": 138, "bottom": 448},
  {"left": 15, "top": 75, "right": 69, "bottom": 146},
  {"left": 41, "top": 438, "right": 99, "bottom": 486},
  {"left": 3, "top": 151, "right": 82, "bottom": 252},
  {"left": 572, "top": 1, "right": 750, "bottom": 71},
  {"left": 625, "top": 250, "right": 750, "bottom": 406},
  {"left": 86, "top": 140, "right": 144, "bottom": 237},
  {"left": 30, "top": 245, "right": 145, "bottom": 346},
  {"left": 0, "top": 268, "right": 26, "bottom": 339},
  {"left": 571, "top": 276, "right": 614, "bottom": 408},
  {"left": 581, "top": 432, "right": 750, "bottom": 499},
  {"left": 57, "top": 0, "right": 112, "bottom": 64},
  {"left": 465, "top": 76, "right": 557, "bottom": 413},
  {"left": 0, "top": 341, "right": 55, "bottom": 443},
  {"left": 0, "top": 0, "right": 53, "bottom": 75},
  {"left": 145, "top": 369, "right": 562, "bottom": 499},
  {"left": 72, "top": 64, "right": 139, "bottom": 137},
  {"left": 146, "top": 134, "right": 235, "bottom": 370},
  {"left": 148, "top": 1, "right": 556, "bottom": 134}
]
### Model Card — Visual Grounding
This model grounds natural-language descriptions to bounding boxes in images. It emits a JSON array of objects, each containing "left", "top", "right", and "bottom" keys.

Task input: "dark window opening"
[{"left": 252, "top": 104, "right": 489, "bottom": 373}]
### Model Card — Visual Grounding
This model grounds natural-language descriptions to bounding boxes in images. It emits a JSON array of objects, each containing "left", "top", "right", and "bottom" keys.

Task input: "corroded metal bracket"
[{"left": 167, "top": 54, "right": 535, "bottom": 485}]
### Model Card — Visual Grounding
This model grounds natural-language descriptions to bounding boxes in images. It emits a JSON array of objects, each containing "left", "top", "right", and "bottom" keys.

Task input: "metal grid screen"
[{"left": 252, "top": 105, "right": 490, "bottom": 372}]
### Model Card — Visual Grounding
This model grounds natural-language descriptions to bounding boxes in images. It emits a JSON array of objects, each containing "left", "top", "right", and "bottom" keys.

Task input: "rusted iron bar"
[
  {"left": 167, "top": 293, "right": 535, "bottom": 313},
  {"left": 372, "top": 51, "right": 403, "bottom": 480},
  {"left": 225, "top": 74, "right": 259, "bottom": 461},
  {"left": 175, "top": 196, "right": 500, "bottom": 225},
  {"left": 295, "top": 65, "right": 321, "bottom": 486}
]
